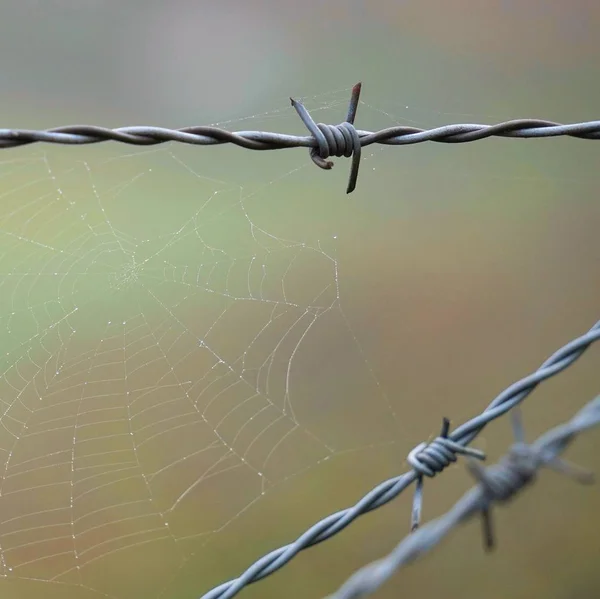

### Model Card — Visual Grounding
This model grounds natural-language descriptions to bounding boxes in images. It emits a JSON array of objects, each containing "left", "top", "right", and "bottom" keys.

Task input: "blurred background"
[{"left": 0, "top": 1, "right": 599, "bottom": 598}]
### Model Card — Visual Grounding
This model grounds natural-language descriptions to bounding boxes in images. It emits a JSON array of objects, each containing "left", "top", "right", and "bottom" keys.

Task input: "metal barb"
[
  {"left": 440, "top": 417, "right": 451, "bottom": 439},
  {"left": 409, "top": 417, "right": 483, "bottom": 532},
  {"left": 346, "top": 83, "right": 362, "bottom": 124},
  {"left": 480, "top": 507, "right": 495, "bottom": 551},
  {"left": 410, "top": 478, "right": 423, "bottom": 532},
  {"left": 544, "top": 457, "right": 594, "bottom": 484},
  {"left": 291, "top": 83, "right": 363, "bottom": 193},
  {"left": 466, "top": 447, "right": 538, "bottom": 551}
]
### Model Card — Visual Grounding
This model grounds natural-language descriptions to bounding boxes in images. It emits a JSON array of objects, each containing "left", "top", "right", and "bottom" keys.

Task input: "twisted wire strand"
[
  {"left": 199, "top": 320, "right": 599, "bottom": 599},
  {"left": 3, "top": 120, "right": 599, "bottom": 148},
  {"left": 326, "top": 394, "right": 600, "bottom": 599},
  {"left": 2, "top": 82, "right": 599, "bottom": 193}
]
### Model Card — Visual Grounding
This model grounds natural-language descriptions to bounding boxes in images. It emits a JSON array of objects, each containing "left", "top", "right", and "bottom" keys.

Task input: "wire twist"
[
  {"left": 291, "top": 82, "right": 362, "bottom": 193},
  {"left": 407, "top": 418, "right": 486, "bottom": 530},
  {"left": 407, "top": 419, "right": 486, "bottom": 478}
]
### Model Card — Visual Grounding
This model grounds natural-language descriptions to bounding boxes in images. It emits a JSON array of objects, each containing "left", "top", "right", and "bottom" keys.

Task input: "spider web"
[{"left": 0, "top": 89, "right": 406, "bottom": 598}]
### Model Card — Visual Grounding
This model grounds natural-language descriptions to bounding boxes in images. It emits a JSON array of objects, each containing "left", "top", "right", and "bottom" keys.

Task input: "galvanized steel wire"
[
  {"left": 199, "top": 320, "right": 599, "bottom": 599},
  {"left": 1, "top": 82, "right": 599, "bottom": 192},
  {"left": 326, "top": 393, "right": 600, "bottom": 599}
]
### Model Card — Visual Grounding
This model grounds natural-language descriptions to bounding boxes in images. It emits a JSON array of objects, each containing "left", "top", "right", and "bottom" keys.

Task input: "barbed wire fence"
[
  {"left": 326, "top": 392, "right": 600, "bottom": 599},
  {"left": 1, "top": 83, "right": 599, "bottom": 598},
  {"left": 2, "top": 82, "right": 600, "bottom": 193}
]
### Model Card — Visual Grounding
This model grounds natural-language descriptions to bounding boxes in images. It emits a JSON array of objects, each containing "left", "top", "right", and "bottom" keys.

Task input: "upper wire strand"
[{"left": 3, "top": 83, "right": 600, "bottom": 192}]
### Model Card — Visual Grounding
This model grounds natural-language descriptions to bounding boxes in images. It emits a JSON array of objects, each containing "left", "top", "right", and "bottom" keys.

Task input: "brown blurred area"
[{"left": 0, "top": 1, "right": 598, "bottom": 599}]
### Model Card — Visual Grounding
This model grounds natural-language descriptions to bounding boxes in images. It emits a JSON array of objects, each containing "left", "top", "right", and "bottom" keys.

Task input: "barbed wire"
[
  {"left": 1, "top": 82, "right": 599, "bottom": 193},
  {"left": 199, "top": 319, "right": 599, "bottom": 599},
  {"left": 325, "top": 393, "right": 600, "bottom": 599}
]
